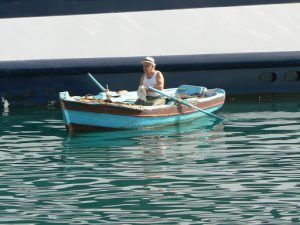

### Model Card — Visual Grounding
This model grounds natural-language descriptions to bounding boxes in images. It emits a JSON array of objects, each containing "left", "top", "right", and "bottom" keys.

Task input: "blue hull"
[
  {"left": 59, "top": 87, "right": 225, "bottom": 131},
  {"left": 63, "top": 105, "right": 223, "bottom": 129}
]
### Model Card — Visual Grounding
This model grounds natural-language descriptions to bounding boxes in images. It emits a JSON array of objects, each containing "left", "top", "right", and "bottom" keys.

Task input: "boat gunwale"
[{"left": 60, "top": 89, "right": 225, "bottom": 117}]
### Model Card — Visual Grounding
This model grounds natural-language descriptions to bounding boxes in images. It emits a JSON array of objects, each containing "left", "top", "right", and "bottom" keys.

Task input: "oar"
[
  {"left": 148, "top": 86, "right": 223, "bottom": 120},
  {"left": 87, "top": 73, "right": 122, "bottom": 98},
  {"left": 87, "top": 73, "right": 107, "bottom": 92}
]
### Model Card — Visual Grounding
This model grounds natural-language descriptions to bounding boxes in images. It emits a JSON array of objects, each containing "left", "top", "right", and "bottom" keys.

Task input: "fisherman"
[{"left": 135, "top": 56, "right": 166, "bottom": 106}]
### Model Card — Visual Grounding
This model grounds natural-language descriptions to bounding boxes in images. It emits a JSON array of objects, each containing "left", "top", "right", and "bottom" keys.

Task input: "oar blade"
[{"left": 87, "top": 73, "right": 107, "bottom": 92}]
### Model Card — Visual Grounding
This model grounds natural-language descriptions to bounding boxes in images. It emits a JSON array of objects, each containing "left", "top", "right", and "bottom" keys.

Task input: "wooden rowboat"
[{"left": 59, "top": 85, "right": 225, "bottom": 132}]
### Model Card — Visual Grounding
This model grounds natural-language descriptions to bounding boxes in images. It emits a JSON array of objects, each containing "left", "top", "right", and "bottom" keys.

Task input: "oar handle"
[
  {"left": 148, "top": 86, "right": 223, "bottom": 120},
  {"left": 87, "top": 73, "right": 107, "bottom": 92}
]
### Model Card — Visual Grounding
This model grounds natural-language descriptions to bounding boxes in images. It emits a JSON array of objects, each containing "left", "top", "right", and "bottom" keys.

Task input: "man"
[{"left": 135, "top": 56, "right": 165, "bottom": 106}]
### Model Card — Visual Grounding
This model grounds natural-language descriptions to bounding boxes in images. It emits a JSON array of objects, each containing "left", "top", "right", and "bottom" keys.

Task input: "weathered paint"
[
  {"left": 59, "top": 89, "right": 225, "bottom": 132},
  {"left": 62, "top": 96, "right": 224, "bottom": 117},
  {"left": 63, "top": 105, "right": 222, "bottom": 131}
]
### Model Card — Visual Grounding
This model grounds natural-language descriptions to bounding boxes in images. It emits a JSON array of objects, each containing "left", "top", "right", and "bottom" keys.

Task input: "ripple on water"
[{"left": 0, "top": 105, "right": 300, "bottom": 224}]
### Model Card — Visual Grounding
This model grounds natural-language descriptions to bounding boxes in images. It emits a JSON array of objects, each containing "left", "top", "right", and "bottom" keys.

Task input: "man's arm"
[
  {"left": 155, "top": 71, "right": 164, "bottom": 90},
  {"left": 139, "top": 74, "right": 144, "bottom": 87}
]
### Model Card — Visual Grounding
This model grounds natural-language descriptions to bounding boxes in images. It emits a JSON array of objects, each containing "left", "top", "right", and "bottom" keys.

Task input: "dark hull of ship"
[
  {"left": 1, "top": 0, "right": 298, "bottom": 18},
  {"left": 0, "top": 0, "right": 300, "bottom": 107},
  {"left": 1, "top": 52, "right": 300, "bottom": 107}
]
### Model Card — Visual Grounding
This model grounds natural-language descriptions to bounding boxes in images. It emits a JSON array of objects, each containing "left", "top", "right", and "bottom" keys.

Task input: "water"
[{"left": 1, "top": 100, "right": 300, "bottom": 224}]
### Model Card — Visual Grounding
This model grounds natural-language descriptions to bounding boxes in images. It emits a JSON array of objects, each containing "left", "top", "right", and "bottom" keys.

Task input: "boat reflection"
[
  {"left": 1, "top": 97, "right": 9, "bottom": 116},
  {"left": 63, "top": 116, "right": 224, "bottom": 150}
]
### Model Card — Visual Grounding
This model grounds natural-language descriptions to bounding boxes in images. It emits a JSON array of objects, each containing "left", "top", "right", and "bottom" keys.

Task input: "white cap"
[{"left": 141, "top": 56, "right": 155, "bottom": 65}]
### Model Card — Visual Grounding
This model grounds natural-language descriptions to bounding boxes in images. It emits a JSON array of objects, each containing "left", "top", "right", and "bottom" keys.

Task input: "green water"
[{"left": 1, "top": 100, "right": 300, "bottom": 224}]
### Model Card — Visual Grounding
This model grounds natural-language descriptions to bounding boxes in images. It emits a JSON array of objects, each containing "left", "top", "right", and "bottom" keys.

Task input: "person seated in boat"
[{"left": 135, "top": 56, "right": 166, "bottom": 106}]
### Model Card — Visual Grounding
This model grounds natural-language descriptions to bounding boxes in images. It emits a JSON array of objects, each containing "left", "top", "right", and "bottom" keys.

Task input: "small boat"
[{"left": 59, "top": 85, "right": 225, "bottom": 132}]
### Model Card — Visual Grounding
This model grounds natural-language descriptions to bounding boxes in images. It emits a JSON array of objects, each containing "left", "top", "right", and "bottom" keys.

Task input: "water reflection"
[
  {"left": 1, "top": 101, "right": 300, "bottom": 224},
  {"left": 61, "top": 117, "right": 224, "bottom": 182},
  {"left": 2, "top": 97, "right": 9, "bottom": 116},
  {"left": 63, "top": 117, "right": 223, "bottom": 149}
]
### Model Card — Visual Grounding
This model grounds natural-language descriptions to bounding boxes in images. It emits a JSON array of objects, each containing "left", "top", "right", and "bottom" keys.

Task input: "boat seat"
[
  {"left": 175, "top": 85, "right": 206, "bottom": 98},
  {"left": 165, "top": 85, "right": 207, "bottom": 105},
  {"left": 165, "top": 98, "right": 175, "bottom": 105}
]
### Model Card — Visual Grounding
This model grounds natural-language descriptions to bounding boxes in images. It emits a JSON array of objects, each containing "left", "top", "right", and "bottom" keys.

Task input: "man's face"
[{"left": 143, "top": 62, "right": 154, "bottom": 73}]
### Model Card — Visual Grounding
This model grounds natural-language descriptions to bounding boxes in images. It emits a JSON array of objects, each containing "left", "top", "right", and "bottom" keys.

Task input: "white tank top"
[{"left": 143, "top": 72, "right": 160, "bottom": 97}]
